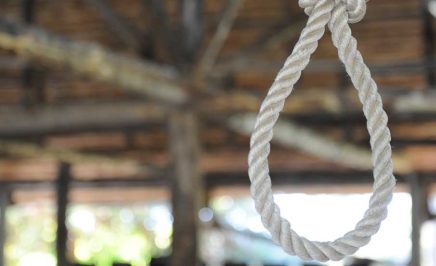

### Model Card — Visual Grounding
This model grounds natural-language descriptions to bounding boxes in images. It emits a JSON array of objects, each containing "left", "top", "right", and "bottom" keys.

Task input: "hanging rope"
[{"left": 248, "top": 0, "right": 396, "bottom": 261}]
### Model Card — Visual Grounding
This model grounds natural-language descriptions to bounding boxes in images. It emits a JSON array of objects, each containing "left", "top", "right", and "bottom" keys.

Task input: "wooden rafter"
[
  {"left": 227, "top": 113, "right": 412, "bottom": 174},
  {"left": 194, "top": 0, "right": 245, "bottom": 80},
  {"left": 1, "top": 90, "right": 436, "bottom": 138},
  {"left": 213, "top": 18, "right": 307, "bottom": 77},
  {"left": 0, "top": 18, "right": 187, "bottom": 104},
  {"left": 180, "top": 0, "right": 204, "bottom": 63},
  {"left": 87, "top": 0, "right": 142, "bottom": 51},
  {"left": 142, "top": 0, "right": 179, "bottom": 63},
  {"left": 0, "top": 101, "right": 166, "bottom": 137},
  {"left": 0, "top": 18, "right": 421, "bottom": 173},
  {"left": 0, "top": 139, "right": 143, "bottom": 167}
]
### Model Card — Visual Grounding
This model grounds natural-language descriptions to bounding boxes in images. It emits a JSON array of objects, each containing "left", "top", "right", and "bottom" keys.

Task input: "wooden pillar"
[
  {"left": 56, "top": 162, "right": 71, "bottom": 266},
  {"left": 0, "top": 187, "right": 9, "bottom": 266},
  {"left": 409, "top": 175, "right": 428, "bottom": 266},
  {"left": 169, "top": 111, "right": 203, "bottom": 266}
]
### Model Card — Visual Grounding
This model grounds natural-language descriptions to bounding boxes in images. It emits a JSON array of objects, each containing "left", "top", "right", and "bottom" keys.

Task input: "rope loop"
[
  {"left": 299, "top": 0, "right": 367, "bottom": 23},
  {"left": 248, "top": 0, "right": 395, "bottom": 262}
]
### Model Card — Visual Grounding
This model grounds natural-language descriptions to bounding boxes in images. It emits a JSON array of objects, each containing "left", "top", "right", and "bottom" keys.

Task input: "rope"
[{"left": 247, "top": 0, "right": 396, "bottom": 261}]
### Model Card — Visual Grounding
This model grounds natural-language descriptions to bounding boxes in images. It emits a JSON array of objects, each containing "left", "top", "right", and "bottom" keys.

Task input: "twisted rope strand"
[{"left": 248, "top": 0, "right": 395, "bottom": 262}]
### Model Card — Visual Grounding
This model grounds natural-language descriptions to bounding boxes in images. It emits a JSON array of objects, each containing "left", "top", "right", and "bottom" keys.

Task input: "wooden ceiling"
[{"left": 0, "top": 0, "right": 434, "bottom": 195}]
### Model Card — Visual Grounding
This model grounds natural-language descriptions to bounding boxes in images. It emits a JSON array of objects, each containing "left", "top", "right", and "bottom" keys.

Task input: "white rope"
[{"left": 247, "top": 0, "right": 396, "bottom": 262}]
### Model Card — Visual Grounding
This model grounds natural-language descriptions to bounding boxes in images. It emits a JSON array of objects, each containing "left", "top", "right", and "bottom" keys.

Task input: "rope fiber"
[{"left": 248, "top": 0, "right": 396, "bottom": 261}]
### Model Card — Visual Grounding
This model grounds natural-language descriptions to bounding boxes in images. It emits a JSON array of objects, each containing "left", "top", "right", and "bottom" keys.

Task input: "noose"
[{"left": 247, "top": 0, "right": 396, "bottom": 261}]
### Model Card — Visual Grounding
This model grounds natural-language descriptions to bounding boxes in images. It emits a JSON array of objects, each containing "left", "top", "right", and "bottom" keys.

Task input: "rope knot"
[{"left": 298, "top": 0, "right": 367, "bottom": 23}]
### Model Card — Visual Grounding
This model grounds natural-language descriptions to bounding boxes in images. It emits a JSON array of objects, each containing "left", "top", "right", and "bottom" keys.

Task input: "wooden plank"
[{"left": 169, "top": 111, "right": 202, "bottom": 266}]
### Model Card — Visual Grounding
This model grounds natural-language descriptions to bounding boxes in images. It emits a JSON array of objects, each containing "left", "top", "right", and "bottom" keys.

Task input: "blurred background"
[{"left": 0, "top": 0, "right": 434, "bottom": 266}]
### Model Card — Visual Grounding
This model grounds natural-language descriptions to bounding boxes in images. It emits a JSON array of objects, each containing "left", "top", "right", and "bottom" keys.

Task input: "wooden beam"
[
  {"left": 2, "top": 169, "right": 436, "bottom": 193},
  {"left": 0, "top": 101, "right": 166, "bottom": 137},
  {"left": 169, "top": 111, "right": 202, "bottom": 266},
  {"left": 200, "top": 90, "right": 344, "bottom": 115},
  {"left": 212, "top": 18, "right": 306, "bottom": 77},
  {"left": 12, "top": 186, "right": 169, "bottom": 204},
  {"left": 2, "top": 90, "right": 436, "bottom": 137},
  {"left": 205, "top": 90, "right": 436, "bottom": 116},
  {"left": 394, "top": 91, "right": 436, "bottom": 113},
  {"left": 180, "top": 0, "right": 203, "bottom": 63},
  {"left": 212, "top": 58, "right": 433, "bottom": 83},
  {"left": 56, "top": 162, "right": 70, "bottom": 266},
  {"left": 87, "top": 0, "right": 142, "bottom": 51},
  {"left": 0, "top": 96, "right": 432, "bottom": 175},
  {"left": 0, "top": 19, "right": 429, "bottom": 174},
  {"left": 205, "top": 171, "right": 411, "bottom": 187},
  {"left": 258, "top": 20, "right": 307, "bottom": 51},
  {"left": 227, "top": 113, "right": 413, "bottom": 173},
  {"left": 0, "top": 18, "right": 187, "bottom": 104},
  {"left": 0, "top": 96, "right": 430, "bottom": 174},
  {"left": 194, "top": 0, "right": 245, "bottom": 80},
  {"left": 0, "top": 139, "right": 143, "bottom": 168},
  {"left": 142, "top": 0, "right": 179, "bottom": 63}
]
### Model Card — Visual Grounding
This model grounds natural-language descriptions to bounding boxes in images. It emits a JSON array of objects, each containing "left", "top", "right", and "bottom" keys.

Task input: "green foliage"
[{"left": 5, "top": 202, "right": 172, "bottom": 266}]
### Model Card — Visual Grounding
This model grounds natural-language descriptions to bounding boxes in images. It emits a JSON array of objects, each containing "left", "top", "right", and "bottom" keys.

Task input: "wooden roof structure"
[
  {"left": 0, "top": 0, "right": 434, "bottom": 184},
  {"left": 0, "top": 0, "right": 435, "bottom": 264}
]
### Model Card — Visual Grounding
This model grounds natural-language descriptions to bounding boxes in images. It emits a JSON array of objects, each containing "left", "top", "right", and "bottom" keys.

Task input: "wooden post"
[
  {"left": 0, "top": 187, "right": 9, "bottom": 266},
  {"left": 409, "top": 175, "right": 428, "bottom": 266},
  {"left": 169, "top": 111, "right": 203, "bottom": 266},
  {"left": 56, "top": 162, "right": 71, "bottom": 266}
]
